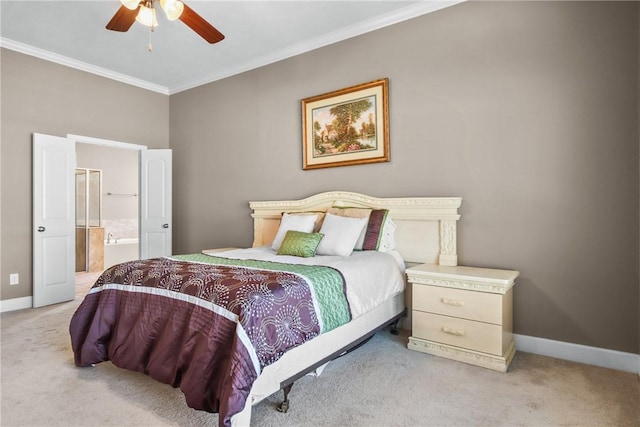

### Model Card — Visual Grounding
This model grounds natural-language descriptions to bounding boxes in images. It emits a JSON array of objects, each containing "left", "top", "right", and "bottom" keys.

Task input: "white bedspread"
[{"left": 210, "top": 247, "right": 405, "bottom": 319}]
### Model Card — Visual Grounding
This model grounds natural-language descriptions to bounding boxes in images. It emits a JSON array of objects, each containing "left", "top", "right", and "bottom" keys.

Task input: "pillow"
[
  {"left": 271, "top": 213, "right": 318, "bottom": 251},
  {"left": 277, "top": 230, "right": 324, "bottom": 257},
  {"left": 326, "top": 207, "right": 372, "bottom": 250},
  {"left": 363, "top": 209, "right": 396, "bottom": 252},
  {"left": 285, "top": 211, "right": 326, "bottom": 232},
  {"left": 316, "top": 213, "right": 368, "bottom": 257}
]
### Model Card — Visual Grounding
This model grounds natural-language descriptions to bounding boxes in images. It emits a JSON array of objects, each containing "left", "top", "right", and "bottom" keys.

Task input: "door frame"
[{"left": 68, "top": 134, "right": 147, "bottom": 152}]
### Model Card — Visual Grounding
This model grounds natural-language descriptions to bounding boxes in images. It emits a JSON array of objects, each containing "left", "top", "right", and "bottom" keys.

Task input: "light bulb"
[
  {"left": 160, "top": 0, "right": 184, "bottom": 21},
  {"left": 120, "top": 0, "right": 140, "bottom": 10},
  {"left": 135, "top": 4, "right": 158, "bottom": 27}
]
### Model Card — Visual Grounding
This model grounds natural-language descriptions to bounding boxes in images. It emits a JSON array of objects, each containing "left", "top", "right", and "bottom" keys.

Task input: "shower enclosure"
[{"left": 75, "top": 168, "right": 104, "bottom": 272}]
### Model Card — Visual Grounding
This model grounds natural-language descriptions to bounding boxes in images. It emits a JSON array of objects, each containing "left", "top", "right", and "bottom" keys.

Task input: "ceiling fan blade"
[
  {"left": 106, "top": 4, "right": 140, "bottom": 32},
  {"left": 179, "top": 3, "right": 225, "bottom": 44}
]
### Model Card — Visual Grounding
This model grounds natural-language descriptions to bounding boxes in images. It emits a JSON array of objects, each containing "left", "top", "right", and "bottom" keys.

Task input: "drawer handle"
[
  {"left": 442, "top": 326, "right": 465, "bottom": 337},
  {"left": 440, "top": 297, "right": 464, "bottom": 307}
]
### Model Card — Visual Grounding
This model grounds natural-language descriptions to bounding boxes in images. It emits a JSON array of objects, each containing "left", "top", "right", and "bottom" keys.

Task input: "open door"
[
  {"left": 140, "top": 149, "right": 172, "bottom": 259},
  {"left": 33, "top": 133, "right": 76, "bottom": 307}
]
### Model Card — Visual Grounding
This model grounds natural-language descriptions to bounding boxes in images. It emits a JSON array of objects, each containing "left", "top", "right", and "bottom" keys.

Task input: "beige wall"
[
  {"left": 170, "top": 2, "right": 639, "bottom": 353},
  {"left": 0, "top": 49, "right": 170, "bottom": 300}
]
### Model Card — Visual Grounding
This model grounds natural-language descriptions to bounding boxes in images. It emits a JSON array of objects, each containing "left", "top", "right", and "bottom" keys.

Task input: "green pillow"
[{"left": 277, "top": 230, "right": 324, "bottom": 258}]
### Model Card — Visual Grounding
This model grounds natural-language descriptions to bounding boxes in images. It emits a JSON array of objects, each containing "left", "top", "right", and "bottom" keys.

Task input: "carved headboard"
[{"left": 249, "top": 191, "right": 462, "bottom": 266}]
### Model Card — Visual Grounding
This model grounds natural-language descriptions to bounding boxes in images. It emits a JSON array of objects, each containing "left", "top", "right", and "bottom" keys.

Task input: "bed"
[{"left": 69, "top": 191, "right": 461, "bottom": 426}]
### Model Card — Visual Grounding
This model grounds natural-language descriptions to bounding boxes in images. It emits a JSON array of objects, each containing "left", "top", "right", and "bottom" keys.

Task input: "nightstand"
[{"left": 406, "top": 264, "right": 519, "bottom": 372}]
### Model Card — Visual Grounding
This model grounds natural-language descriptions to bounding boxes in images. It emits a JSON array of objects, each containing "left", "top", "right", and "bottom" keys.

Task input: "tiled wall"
[{"left": 102, "top": 218, "right": 138, "bottom": 240}]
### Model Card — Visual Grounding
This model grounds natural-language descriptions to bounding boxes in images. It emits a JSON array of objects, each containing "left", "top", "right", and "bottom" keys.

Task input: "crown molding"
[{"left": 0, "top": 38, "right": 169, "bottom": 95}]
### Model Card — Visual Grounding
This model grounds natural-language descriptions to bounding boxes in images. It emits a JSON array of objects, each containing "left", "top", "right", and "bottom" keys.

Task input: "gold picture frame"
[{"left": 302, "top": 78, "right": 389, "bottom": 170}]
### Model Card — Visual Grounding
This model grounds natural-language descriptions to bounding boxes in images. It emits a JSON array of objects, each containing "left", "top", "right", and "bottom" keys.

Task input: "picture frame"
[{"left": 302, "top": 78, "right": 389, "bottom": 170}]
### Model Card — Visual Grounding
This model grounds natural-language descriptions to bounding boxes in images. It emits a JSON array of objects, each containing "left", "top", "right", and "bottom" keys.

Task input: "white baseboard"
[
  {"left": 514, "top": 334, "right": 640, "bottom": 375},
  {"left": 0, "top": 296, "right": 32, "bottom": 313}
]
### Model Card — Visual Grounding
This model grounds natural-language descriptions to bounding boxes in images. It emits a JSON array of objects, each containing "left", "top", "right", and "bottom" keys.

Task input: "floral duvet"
[{"left": 69, "top": 254, "right": 351, "bottom": 426}]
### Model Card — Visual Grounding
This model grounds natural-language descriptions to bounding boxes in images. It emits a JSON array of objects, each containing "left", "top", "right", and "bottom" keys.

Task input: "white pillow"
[
  {"left": 271, "top": 213, "right": 318, "bottom": 251},
  {"left": 326, "top": 207, "right": 372, "bottom": 250},
  {"left": 316, "top": 213, "right": 368, "bottom": 257}
]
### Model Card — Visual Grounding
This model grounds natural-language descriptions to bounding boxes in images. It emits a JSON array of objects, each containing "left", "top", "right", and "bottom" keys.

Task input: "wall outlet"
[{"left": 9, "top": 273, "right": 19, "bottom": 285}]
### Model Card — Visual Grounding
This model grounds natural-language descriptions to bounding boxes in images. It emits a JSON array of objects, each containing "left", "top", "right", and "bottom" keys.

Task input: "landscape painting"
[{"left": 302, "top": 79, "right": 389, "bottom": 169}]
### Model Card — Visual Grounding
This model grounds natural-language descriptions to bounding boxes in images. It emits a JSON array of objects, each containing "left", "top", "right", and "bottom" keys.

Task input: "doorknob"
[
  {"left": 37, "top": 226, "right": 46, "bottom": 232},
  {"left": 162, "top": 224, "right": 169, "bottom": 229}
]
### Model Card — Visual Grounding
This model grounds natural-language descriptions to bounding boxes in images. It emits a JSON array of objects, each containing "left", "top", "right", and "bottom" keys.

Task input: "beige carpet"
[{"left": 1, "top": 281, "right": 638, "bottom": 427}]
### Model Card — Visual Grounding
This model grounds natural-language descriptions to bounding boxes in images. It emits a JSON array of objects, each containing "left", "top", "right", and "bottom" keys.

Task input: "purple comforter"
[{"left": 70, "top": 256, "right": 341, "bottom": 426}]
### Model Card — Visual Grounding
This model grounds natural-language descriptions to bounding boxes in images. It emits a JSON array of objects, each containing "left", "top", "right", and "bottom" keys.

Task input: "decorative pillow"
[
  {"left": 316, "top": 213, "right": 368, "bottom": 257},
  {"left": 271, "top": 213, "right": 318, "bottom": 251},
  {"left": 277, "top": 230, "right": 324, "bottom": 257},
  {"left": 363, "top": 209, "right": 395, "bottom": 251},
  {"left": 326, "top": 207, "right": 372, "bottom": 250}
]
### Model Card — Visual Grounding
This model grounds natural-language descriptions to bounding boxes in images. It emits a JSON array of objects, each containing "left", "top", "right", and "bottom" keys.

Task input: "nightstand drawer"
[
  {"left": 413, "top": 284, "right": 503, "bottom": 324},
  {"left": 413, "top": 311, "right": 504, "bottom": 356}
]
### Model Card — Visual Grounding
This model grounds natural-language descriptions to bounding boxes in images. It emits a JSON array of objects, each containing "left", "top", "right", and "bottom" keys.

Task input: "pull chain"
[{"left": 148, "top": 26, "right": 155, "bottom": 51}]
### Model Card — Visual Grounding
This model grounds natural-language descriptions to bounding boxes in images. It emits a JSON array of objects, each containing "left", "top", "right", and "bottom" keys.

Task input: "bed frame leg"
[
  {"left": 389, "top": 318, "right": 400, "bottom": 335},
  {"left": 277, "top": 383, "right": 293, "bottom": 413}
]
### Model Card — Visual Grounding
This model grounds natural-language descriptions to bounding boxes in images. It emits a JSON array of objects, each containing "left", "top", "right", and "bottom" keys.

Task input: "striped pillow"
[{"left": 363, "top": 209, "right": 391, "bottom": 251}]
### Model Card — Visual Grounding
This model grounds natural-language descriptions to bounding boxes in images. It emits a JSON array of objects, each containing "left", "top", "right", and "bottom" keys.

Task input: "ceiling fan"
[{"left": 106, "top": 0, "right": 225, "bottom": 44}]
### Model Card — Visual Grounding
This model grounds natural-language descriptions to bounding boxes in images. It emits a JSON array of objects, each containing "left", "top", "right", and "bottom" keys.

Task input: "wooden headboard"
[{"left": 249, "top": 191, "right": 462, "bottom": 266}]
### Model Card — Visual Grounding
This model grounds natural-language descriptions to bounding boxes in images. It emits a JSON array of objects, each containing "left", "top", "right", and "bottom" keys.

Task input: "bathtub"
[{"left": 104, "top": 238, "right": 139, "bottom": 269}]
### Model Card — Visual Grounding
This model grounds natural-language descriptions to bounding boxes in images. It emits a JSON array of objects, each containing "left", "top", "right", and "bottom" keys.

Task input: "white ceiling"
[{"left": 0, "top": 1, "right": 460, "bottom": 94}]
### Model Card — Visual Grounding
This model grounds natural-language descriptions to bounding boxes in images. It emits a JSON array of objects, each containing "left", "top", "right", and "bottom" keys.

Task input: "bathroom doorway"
[
  {"left": 75, "top": 143, "right": 140, "bottom": 273},
  {"left": 33, "top": 133, "right": 171, "bottom": 307}
]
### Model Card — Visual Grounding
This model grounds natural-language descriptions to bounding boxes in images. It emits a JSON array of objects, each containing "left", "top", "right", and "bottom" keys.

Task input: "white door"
[
  {"left": 140, "top": 149, "right": 172, "bottom": 259},
  {"left": 33, "top": 133, "right": 76, "bottom": 307}
]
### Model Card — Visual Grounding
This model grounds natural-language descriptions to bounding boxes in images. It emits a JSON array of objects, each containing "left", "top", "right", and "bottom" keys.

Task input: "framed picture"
[{"left": 302, "top": 78, "right": 389, "bottom": 170}]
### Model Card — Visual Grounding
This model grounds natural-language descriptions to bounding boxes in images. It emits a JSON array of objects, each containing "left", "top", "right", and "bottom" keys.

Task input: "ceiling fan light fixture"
[
  {"left": 160, "top": 0, "right": 184, "bottom": 21},
  {"left": 135, "top": 3, "right": 158, "bottom": 28},
  {"left": 120, "top": 0, "right": 140, "bottom": 11},
  {"left": 106, "top": 0, "right": 225, "bottom": 44}
]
